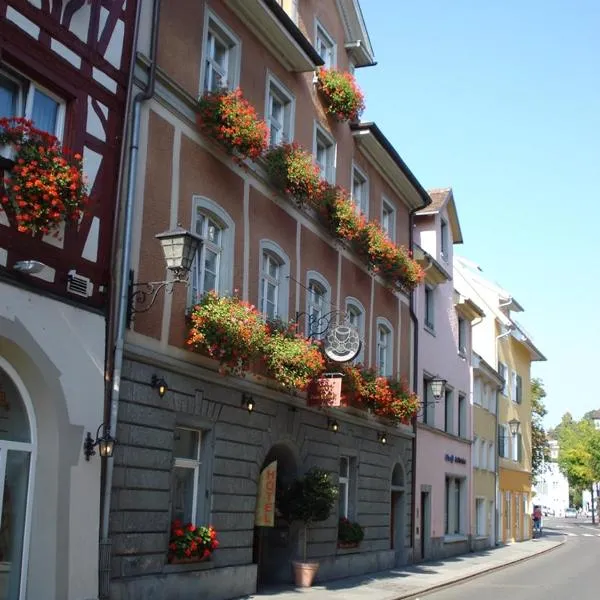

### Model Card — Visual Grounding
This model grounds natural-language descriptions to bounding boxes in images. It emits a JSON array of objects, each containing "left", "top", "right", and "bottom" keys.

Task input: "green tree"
[{"left": 531, "top": 378, "right": 549, "bottom": 479}]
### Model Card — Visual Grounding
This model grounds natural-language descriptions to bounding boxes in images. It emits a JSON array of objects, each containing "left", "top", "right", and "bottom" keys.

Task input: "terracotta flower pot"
[
  {"left": 308, "top": 376, "right": 342, "bottom": 407},
  {"left": 292, "top": 560, "right": 319, "bottom": 587}
]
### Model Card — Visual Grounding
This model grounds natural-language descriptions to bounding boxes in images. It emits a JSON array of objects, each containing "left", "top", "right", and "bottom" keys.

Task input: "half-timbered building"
[
  {"left": 0, "top": 1, "right": 136, "bottom": 598},
  {"left": 107, "top": 1, "right": 430, "bottom": 599}
]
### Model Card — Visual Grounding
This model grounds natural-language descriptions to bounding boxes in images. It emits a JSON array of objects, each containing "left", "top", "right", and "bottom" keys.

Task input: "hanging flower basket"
[
  {"left": 187, "top": 291, "right": 269, "bottom": 376},
  {"left": 265, "top": 142, "right": 321, "bottom": 207},
  {"left": 0, "top": 117, "right": 88, "bottom": 235},
  {"left": 263, "top": 321, "right": 325, "bottom": 390},
  {"left": 315, "top": 68, "right": 365, "bottom": 122},
  {"left": 196, "top": 88, "right": 268, "bottom": 165},
  {"left": 168, "top": 520, "right": 219, "bottom": 563}
]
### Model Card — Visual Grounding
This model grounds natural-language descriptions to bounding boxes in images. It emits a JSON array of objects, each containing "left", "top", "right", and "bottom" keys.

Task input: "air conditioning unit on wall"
[{"left": 67, "top": 270, "right": 94, "bottom": 298}]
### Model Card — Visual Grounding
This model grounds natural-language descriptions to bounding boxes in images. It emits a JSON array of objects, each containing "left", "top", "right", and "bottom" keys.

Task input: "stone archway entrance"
[
  {"left": 253, "top": 443, "right": 298, "bottom": 587},
  {"left": 390, "top": 462, "right": 406, "bottom": 566}
]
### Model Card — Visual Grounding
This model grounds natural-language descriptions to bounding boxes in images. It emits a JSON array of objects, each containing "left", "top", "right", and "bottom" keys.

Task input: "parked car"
[{"left": 565, "top": 507, "right": 578, "bottom": 518}]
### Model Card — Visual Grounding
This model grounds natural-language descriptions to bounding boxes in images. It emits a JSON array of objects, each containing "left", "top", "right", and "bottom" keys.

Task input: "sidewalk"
[{"left": 243, "top": 537, "right": 563, "bottom": 600}]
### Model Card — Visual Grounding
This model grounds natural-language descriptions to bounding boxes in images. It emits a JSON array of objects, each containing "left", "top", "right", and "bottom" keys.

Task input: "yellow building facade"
[
  {"left": 497, "top": 322, "right": 545, "bottom": 543},
  {"left": 471, "top": 354, "right": 502, "bottom": 550}
]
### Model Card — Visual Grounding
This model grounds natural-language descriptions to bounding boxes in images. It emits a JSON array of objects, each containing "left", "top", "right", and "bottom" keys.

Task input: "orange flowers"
[
  {"left": 0, "top": 117, "right": 88, "bottom": 235},
  {"left": 196, "top": 88, "right": 268, "bottom": 165},
  {"left": 316, "top": 68, "right": 365, "bottom": 122}
]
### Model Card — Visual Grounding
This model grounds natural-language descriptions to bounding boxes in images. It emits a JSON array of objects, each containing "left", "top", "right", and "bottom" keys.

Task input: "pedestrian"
[{"left": 533, "top": 505, "right": 542, "bottom": 537}]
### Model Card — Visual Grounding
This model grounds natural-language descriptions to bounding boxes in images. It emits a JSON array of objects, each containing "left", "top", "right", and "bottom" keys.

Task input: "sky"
[{"left": 355, "top": 1, "right": 600, "bottom": 428}]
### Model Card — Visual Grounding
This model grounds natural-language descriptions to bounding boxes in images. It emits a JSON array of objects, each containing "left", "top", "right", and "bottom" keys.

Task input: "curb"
[{"left": 392, "top": 539, "right": 565, "bottom": 600}]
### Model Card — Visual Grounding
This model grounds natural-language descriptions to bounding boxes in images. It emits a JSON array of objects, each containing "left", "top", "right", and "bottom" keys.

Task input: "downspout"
[
  {"left": 408, "top": 208, "right": 420, "bottom": 555},
  {"left": 99, "top": 0, "right": 161, "bottom": 597}
]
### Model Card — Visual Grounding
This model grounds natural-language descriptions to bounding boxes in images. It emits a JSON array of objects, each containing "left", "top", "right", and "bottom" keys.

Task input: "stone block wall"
[{"left": 109, "top": 355, "right": 414, "bottom": 600}]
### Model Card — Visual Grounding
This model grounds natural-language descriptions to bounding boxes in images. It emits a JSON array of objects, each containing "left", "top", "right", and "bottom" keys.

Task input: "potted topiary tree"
[{"left": 278, "top": 467, "right": 338, "bottom": 587}]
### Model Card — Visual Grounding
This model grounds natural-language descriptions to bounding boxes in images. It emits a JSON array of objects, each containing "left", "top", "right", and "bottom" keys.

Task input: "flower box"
[
  {"left": 308, "top": 375, "right": 342, "bottom": 407},
  {"left": 337, "top": 541, "right": 360, "bottom": 549},
  {"left": 315, "top": 68, "right": 365, "bottom": 122},
  {"left": 168, "top": 554, "right": 210, "bottom": 565}
]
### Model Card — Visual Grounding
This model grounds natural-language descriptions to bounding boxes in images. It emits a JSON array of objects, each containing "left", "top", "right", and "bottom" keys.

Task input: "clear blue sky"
[{"left": 356, "top": 1, "right": 600, "bottom": 428}]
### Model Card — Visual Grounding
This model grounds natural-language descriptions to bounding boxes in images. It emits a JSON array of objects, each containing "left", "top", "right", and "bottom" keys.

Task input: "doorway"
[
  {"left": 420, "top": 491, "right": 430, "bottom": 560},
  {"left": 390, "top": 463, "right": 406, "bottom": 566},
  {"left": 0, "top": 363, "right": 36, "bottom": 600},
  {"left": 253, "top": 443, "right": 298, "bottom": 587}
]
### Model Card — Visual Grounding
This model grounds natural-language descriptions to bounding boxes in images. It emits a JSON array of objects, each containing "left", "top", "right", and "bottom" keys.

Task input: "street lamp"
[
  {"left": 128, "top": 227, "right": 202, "bottom": 323},
  {"left": 508, "top": 418, "right": 521, "bottom": 436},
  {"left": 430, "top": 377, "right": 447, "bottom": 401}
]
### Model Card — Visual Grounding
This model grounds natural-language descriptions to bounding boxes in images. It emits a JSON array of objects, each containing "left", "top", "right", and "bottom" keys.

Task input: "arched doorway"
[
  {"left": 0, "top": 361, "right": 36, "bottom": 600},
  {"left": 390, "top": 462, "right": 406, "bottom": 566},
  {"left": 253, "top": 443, "right": 298, "bottom": 587}
]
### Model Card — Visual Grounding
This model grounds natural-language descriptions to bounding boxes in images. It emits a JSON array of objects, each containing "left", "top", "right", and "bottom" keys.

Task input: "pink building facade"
[{"left": 412, "top": 189, "right": 482, "bottom": 560}]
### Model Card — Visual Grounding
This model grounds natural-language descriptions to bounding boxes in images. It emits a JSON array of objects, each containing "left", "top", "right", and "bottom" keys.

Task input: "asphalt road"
[{"left": 420, "top": 517, "right": 600, "bottom": 600}]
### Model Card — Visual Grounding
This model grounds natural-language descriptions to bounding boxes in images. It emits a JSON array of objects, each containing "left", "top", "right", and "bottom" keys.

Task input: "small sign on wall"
[{"left": 445, "top": 453, "right": 466, "bottom": 465}]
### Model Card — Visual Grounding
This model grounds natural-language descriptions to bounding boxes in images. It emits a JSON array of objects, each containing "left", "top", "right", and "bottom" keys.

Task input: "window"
[
  {"left": 376, "top": 318, "right": 393, "bottom": 377},
  {"left": 345, "top": 297, "right": 365, "bottom": 364},
  {"left": 498, "top": 424, "right": 509, "bottom": 458},
  {"left": 171, "top": 428, "right": 201, "bottom": 524},
  {"left": 306, "top": 271, "right": 330, "bottom": 338},
  {"left": 314, "top": 123, "right": 336, "bottom": 183},
  {"left": 422, "top": 377, "right": 433, "bottom": 426},
  {"left": 473, "top": 378, "right": 481, "bottom": 406},
  {"left": 190, "top": 197, "right": 235, "bottom": 304},
  {"left": 481, "top": 383, "right": 489, "bottom": 411},
  {"left": 381, "top": 198, "right": 395, "bottom": 242},
  {"left": 315, "top": 21, "right": 335, "bottom": 68},
  {"left": 515, "top": 374, "right": 523, "bottom": 404},
  {"left": 480, "top": 439, "right": 487, "bottom": 470},
  {"left": 445, "top": 476, "right": 464, "bottom": 535},
  {"left": 512, "top": 431, "right": 522, "bottom": 462},
  {"left": 0, "top": 66, "right": 65, "bottom": 138},
  {"left": 510, "top": 370, "right": 518, "bottom": 401},
  {"left": 458, "top": 394, "right": 466, "bottom": 438},
  {"left": 473, "top": 437, "right": 479, "bottom": 468},
  {"left": 266, "top": 75, "right": 294, "bottom": 147},
  {"left": 488, "top": 441, "right": 495, "bottom": 471},
  {"left": 498, "top": 363, "right": 508, "bottom": 395},
  {"left": 440, "top": 218, "right": 449, "bottom": 260},
  {"left": 338, "top": 456, "right": 356, "bottom": 519},
  {"left": 444, "top": 388, "right": 454, "bottom": 434},
  {"left": 457, "top": 317, "right": 467, "bottom": 355},
  {"left": 476, "top": 498, "right": 486, "bottom": 537},
  {"left": 351, "top": 164, "right": 368, "bottom": 216},
  {"left": 201, "top": 11, "right": 240, "bottom": 92},
  {"left": 424, "top": 286, "right": 435, "bottom": 331},
  {"left": 259, "top": 241, "right": 290, "bottom": 321}
]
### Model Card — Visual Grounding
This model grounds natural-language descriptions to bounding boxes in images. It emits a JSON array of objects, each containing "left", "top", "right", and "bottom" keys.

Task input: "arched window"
[
  {"left": 345, "top": 296, "right": 365, "bottom": 364},
  {"left": 376, "top": 317, "right": 394, "bottom": 377},
  {"left": 0, "top": 360, "right": 36, "bottom": 600},
  {"left": 190, "top": 196, "right": 235, "bottom": 304},
  {"left": 305, "top": 271, "right": 330, "bottom": 338},
  {"left": 259, "top": 240, "right": 290, "bottom": 320}
]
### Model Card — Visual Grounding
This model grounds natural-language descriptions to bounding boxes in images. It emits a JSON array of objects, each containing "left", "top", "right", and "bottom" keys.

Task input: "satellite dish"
[{"left": 323, "top": 324, "right": 361, "bottom": 363}]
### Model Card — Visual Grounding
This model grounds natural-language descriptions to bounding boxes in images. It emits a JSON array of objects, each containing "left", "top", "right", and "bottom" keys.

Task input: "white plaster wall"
[{"left": 0, "top": 283, "right": 104, "bottom": 600}]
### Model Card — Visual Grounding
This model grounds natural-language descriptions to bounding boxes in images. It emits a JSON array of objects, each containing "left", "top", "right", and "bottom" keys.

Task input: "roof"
[
  {"left": 336, "top": 0, "right": 376, "bottom": 67},
  {"left": 351, "top": 122, "right": 431, "bottom": 211},
  {"left": 588, "top": 410, "right": 600, "bottom": 420},
  {"left": 415, "top": 187, "right": 464, "bottom": 244}
]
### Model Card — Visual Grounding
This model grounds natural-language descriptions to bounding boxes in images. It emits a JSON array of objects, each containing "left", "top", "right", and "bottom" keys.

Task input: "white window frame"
[
  {"left": 498, "top": 363, "right": 508, "bottom": 396},
  {"left": 314, "top": 19, "right": 336, "bottom": 69},
  {"left": 424, "top": 286, "right": 435, "bottom": 331},
  {"left": 444, "top": 387, "right": 454, "bottom": 434},
  {"left": 265, "top": 72, "right": 295, "bottom": 147},
  {"left": 473, "top": 378, "right": 481, "bottom": 406},
  {"left": 381, "top": 197, "right": 395, "bottom": 242},
  {"left": 480, "top": 438, "right": 487, "bottom": 470},
  {"left": 444, "top": 476, "right": 464, "bottom": 536},
  {"left": 305, "top": 270, "right": 331, "bottom": 338},
  {"left": 375, "top": 317, "right": 394, "bottom": 378},
  {"left": 488, "top": 441, "right": 495, "bottom": 471},
  {"left": 475, "top": 497, "right": 486, "bottom": 537},
  {"left": 339, "top": 455, "right": 349, "bottom": 518},
  {"left": 351, "top": 162, "right": 369, "bottom": 217},
  {"left": 345, "top": 296, "right": 365, "bottom": 364},
  {"left": 0, "top": 65, "right": 65, "bottom": 139},
  {"left": 189, "top": 196, "right": 235, "bottom": 305},
  {"left": 457, "top": 316, "right": 467, "bottom": 355},
  {"left": 440, "top": 217, "right": 449, "bottom": 261},
  {"left": 172, "top": 428, "right": 202, "bottom": 524},
  {"left": 313, "top": 122, "right": 336, "bottom": 184},
  {"left": 200, "top": 10, "right": 241, "bottom": 93},
  {"left": 258, "top": 240, "right": 290, "bottom": 321},
  {"left": 0, "top": 357, "right": 37, "bottom": 600},
  {"left": 473, "top": 437, "right": 479, "bottom": 468},
  {"left": 510, "top": 370, "right": 518, "bottom": 402},
  {"left": 458, "top": 393, "right": 467, "bottom": 437},
  {"left": 499, "top": 424, "right": 509, "bottom": 458}
]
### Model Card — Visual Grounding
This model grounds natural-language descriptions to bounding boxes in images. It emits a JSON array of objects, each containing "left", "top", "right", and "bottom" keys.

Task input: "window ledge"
[
  {"left": 224, "top": 0, "right": 323, "bottom": 72},
  {"left": 424, "top": 325, "right": 436, "bottom": 336},
  {"left": 336, "top": 546, "right": 362, "bottom": 555},
  {"left": 163, "top": 560, "right": 215, "bottom": 574},
  {"left": 444, "top": 534, "right": 468, "bottom": 544}
]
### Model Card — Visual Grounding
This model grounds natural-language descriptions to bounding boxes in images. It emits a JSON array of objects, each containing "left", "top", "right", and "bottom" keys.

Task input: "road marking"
[{"left": 582, "top": 533, "right": 594, "bottom": 537}]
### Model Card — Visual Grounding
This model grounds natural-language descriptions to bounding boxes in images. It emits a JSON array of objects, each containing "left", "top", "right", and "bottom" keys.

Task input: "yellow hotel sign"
[{"left": 255, "top": 460, "right": 277, "bottom": 527}]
